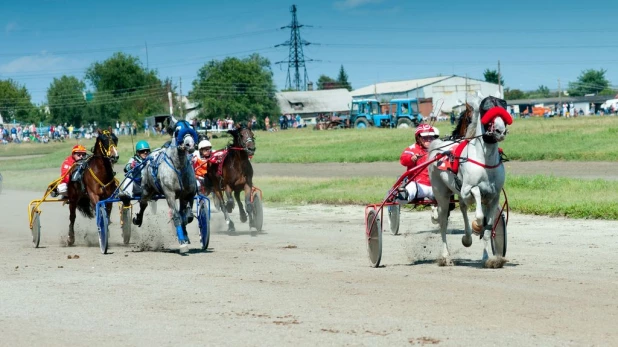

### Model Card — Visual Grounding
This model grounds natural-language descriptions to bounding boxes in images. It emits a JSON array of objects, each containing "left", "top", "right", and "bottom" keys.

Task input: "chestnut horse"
[
  {"left": 66, "top": 129, "right": 119, "bottom": 245},
  {"left": 204, "top": 123, "right": 256, "bottom": 232}
]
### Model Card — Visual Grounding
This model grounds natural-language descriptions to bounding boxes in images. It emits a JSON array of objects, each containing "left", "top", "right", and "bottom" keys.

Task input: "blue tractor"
[
  {"left": 349, "top": 99, "right": 392, "bottom": 129},
  {"left": 349, "top": 98, "right": 425, "bottom": 129},
  {"left": 389, "top": 98, "right": 425, "bottom": 128}
]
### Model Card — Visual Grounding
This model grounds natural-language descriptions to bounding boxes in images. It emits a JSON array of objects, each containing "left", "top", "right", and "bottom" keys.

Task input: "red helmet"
[
  {"left": 415, "top": 124, "right": 439, "bottom": 138},
  {"left": 72, "top": 144, "right": 87, "bottom": 154}
]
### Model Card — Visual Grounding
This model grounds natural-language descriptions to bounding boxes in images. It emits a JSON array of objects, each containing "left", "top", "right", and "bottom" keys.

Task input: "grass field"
[{"left": 1, "top": 116, "right": 617, "bottom": 220}]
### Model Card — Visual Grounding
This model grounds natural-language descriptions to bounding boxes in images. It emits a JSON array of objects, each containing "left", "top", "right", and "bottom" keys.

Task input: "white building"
[
  {"left": 276, "top": 88, "right": 352, "bottom": 123},
  {"left": 351, "top": 75, "right": 501, "bottom": 113}
]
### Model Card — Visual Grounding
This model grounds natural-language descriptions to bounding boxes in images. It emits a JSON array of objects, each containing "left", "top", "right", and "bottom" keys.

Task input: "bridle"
[{"left": 95, "top": 130, "right": 119, "bottom": 162}]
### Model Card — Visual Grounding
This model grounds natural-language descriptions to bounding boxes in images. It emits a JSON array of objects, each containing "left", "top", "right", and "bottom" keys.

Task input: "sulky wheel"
[
  {"left": 387, "top": 204, "right": 400, "bottom": 235},
  {"left": 120, "top": 205, "right": 132, "bottom": 245},
  {"left": 252, "top": 192, "right": 263, "bottom": 232},
  {"left": 491, "top": 212, "right": 507, "bottom": 257},
  {"left": 366, "top": 208, "right": 382, "bottom": 268},
  {"left": 198, "top": 199, "right": 210, "bottom": 250},
  {"left": 97, "top": 204, "right": 110, "bottom": 254},
  {"left": 31, "top": 208, "right": 41, "bottom": 248}
]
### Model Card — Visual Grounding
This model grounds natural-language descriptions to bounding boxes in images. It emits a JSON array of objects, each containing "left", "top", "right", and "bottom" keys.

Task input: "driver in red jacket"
[{"left": 396, "top": 124, "right": 440, "bottom": 222}]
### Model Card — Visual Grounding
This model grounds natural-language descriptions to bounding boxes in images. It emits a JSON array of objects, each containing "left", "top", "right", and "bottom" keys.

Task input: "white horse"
[
  {"left": 428, "top": 92, "right": 512, "bottom": 267},
  {"left": 132, "top": 126, "right": 198, "bottom": 254}
]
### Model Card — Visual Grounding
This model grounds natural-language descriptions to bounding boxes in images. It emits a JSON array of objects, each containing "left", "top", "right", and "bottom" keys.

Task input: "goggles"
[
  {"left": 137, "top": 149, "right": 151, "bottom": 155},
  {"left": 74, "top": 152, "right": 86, "bottom": 158}
]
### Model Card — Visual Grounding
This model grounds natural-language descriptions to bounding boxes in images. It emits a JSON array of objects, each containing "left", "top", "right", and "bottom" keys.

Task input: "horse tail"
[{"left": 76, "top": 195, "right": 94, "bottom": 219}]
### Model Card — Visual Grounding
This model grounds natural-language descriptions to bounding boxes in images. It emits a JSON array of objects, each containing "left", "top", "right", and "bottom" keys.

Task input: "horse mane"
[
  {"left": 451, "top": 103, "right": 473, "bottom": 139},
  {"left": 465, "top": 106, "right": 480, "bottom": 139}
]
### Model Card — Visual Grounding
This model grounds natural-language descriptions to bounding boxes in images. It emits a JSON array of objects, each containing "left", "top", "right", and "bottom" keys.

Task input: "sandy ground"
[{"left": 1, "top": 182, "right": 617, "bottom": 346}]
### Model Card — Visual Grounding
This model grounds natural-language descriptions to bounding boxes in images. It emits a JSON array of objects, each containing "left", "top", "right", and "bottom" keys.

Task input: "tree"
[
  {"left": 84, "top": 52, "right": 167, "bottom": 125},
  {"left": 567, "top": 69, "right": 610, "bottom": 96},
  {"left": 336, "top": 65, "right": 352, "bottom": 91},
  {"left": 317, "top": 75, "right": 338, "bottom": 90},
  {"left": 46, "top": 76, "right": 87, "bottom": 126},
  {"left": 0, "top": 79, "right": 37, "bottom": 124},
  {"left": 483, "top": 69, "right": 504, "bottom": 86},
  {"left": 503, "top": 88, "right": 525, "bottom": 100},
  {"left": 189, "top": 54, "right": 279, "bottom": 124}
]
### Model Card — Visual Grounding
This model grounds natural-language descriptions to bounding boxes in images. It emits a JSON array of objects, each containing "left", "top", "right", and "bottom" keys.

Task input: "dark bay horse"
[
  {"left": 66, "top": 129, "right": 119, "bottom": 245},
  {"left": 204, "top": 123, "right": 256, "bottom": 232}
]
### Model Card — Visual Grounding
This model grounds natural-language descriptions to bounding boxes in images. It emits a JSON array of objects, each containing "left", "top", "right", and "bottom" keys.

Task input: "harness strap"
[{"left": 87, "top": 167, "right": 116, "bottom": 188}]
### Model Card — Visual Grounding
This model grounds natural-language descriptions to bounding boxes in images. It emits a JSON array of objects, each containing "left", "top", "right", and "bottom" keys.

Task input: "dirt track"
[{"left": 1, "top": 174, "right": 617, "bottom": 346}]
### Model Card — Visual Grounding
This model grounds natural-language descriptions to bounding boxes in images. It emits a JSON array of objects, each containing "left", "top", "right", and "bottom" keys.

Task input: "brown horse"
[
  {"left": 66, "top": 129, "right": 119, "bottom": 245},
  {"left": 204, "top": 123, "right": 256, "bottom": 232}
]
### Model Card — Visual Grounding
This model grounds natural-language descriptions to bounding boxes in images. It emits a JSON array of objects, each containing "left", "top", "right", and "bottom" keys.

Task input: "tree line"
[
  {"left": 0, "top": 52, "right": 612, "bottom": 129},
  {"left": 482, "top": 68, "right": 616, "bottom": 100}
]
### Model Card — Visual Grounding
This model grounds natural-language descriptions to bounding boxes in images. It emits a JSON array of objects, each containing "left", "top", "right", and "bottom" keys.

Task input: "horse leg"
[
  {"left": 224, "top": 187, "right": 234, "bottom": 213},
  {"left": 470, "top": 186, "right": 484, "bottom": 236},
  {"left": 68, "top": 199, "right": 77, "bottom": 246},
  {"left": 167, "top": 195, "right": 189, "bottom": 253},
  {"left": 460, "top": 201, "right": 473, "bottom": 248},
  {"left": 235, "top": 190, "right": 247, "bottom": 223},
  {"left": 216, "top": 189, "right": 235, "bottom": 232},
  {"left": 244, "top": 185, "right": 254, "bottom": 229},
  {"left": 435, "top": 195, "right": 453, "bottom": 266},
  {"left": 481, "top": 199, "right": 507, "bottom": 268}
]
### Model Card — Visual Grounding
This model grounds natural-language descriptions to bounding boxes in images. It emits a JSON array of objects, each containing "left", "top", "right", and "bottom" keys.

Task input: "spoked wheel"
[
  {"left": 31, "top": 208, "right": 41, "bottom": 248},
  {"left": 97, "top": 204, "right": 110, "bottom": 254},
  {"left": 120, "top": 205, "right": 132, "bottom": 245},
  {"left": 491, "top": 212, "right": 507, "bottom": 257},
  {"left": 197, "top": 199, "right": 210, "bottom": 251},
  {"left": 387, "top": 204, "right": 400, "bottom": 235},
  {"left": 366, "top": 208, "right": 382, "bottom": 268},
  {"left": 252, "top": 192, "right": 263, "bottom": 232}
]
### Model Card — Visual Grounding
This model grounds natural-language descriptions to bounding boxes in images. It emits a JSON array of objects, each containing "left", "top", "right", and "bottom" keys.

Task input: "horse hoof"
[
  {"left": 187, "top": 216, "right": 194, "bottom": 224},
  {"left": 437, "top": 257, "right": 454, "bottom": 267},
  {"left": 240, "top": 213, "right": 247, "bottom": 223},
  {"left": 132, "top": 217, "right": 142, "bottom": 227},
  {"left": 462, "top": 235, "right": 472, "bottom": 247},
  {"left": 179, "top": 244, "right": 189, "bottom": 254},
  {"left": 66, "top": 236, "right": 75, "bottom": 246},
  {"left": 472, "top": 220, "right": 483, "bottom": 234}
]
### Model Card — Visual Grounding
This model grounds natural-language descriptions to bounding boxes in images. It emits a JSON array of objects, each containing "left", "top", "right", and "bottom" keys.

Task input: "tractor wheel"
[
  {"left": 397, "top": 118, "right": 413, "bottom": 128},
  {"left": 354, "top": 118, "right": 369, "bottom": 129}
]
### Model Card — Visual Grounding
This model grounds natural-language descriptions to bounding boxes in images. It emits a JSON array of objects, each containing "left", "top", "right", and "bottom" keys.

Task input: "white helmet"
[{"left": 198, "top": 140, "right": 212, "bottom": 150}]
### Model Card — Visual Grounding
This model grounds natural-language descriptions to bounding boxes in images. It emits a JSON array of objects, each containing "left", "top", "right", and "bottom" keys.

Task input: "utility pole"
[
  {"left": 558, "top": 78, "right": 562, "bottom": 109},
  {"left": 497, "top": 60, "right": 502, "bottom": 95},
  {"left": 179, "top": 77, "right": 183, "bottom": 118},
  {"left": 145, "top": 41, "right": 149, "bottom": 70},
  {"left": 275, "top": 5, "right": 314, "bottom": 91},
  {"left": 167, "top": 80, "right": 173, "bottom": 116}
]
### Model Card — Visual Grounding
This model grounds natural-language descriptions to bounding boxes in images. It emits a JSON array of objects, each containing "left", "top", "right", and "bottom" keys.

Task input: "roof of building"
[
  {"left": 276, "top": 88, "right": 352, "bottom": 114},
  {"left": 351, "top": 76, "right": 453, "bottom": 97}
]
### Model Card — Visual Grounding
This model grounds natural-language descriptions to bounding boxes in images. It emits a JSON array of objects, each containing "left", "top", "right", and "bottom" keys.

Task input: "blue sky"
[{"left": 2, "top": 0, "right": 618, "bottom": 104}]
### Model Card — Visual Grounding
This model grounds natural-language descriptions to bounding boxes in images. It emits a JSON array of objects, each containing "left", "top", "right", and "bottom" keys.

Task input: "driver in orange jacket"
[{"left": 192, "top": 139, "right": 213, "bottom": 194}]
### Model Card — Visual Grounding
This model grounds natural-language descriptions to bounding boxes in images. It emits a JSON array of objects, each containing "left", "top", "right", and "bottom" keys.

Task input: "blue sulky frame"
[{"left": 95, "top": 161, "right": 211, "bottom": 255}]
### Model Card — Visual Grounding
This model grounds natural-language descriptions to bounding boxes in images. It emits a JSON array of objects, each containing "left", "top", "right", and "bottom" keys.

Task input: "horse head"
[
  {"left": 478, "top": 96, "right": 512, "bottom": 144},
  {"left": 178, "top": 133, "right": 196, "bottom": 154},
  {"left": 94, "top": 128, "right": 119, "bottom": 163},
  {"left": 229, "top": 123, "right": 256, "bottom": 156}
]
